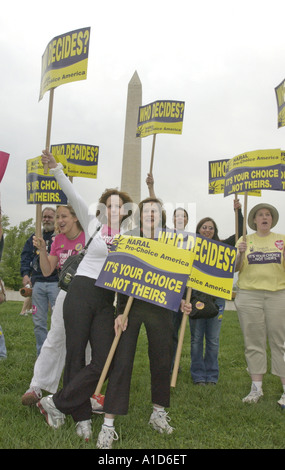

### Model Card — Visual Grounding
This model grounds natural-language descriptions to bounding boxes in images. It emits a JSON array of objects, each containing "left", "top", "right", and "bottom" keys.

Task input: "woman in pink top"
[{"left": 21, "top": 205, "right": 86, "bottom": 408}]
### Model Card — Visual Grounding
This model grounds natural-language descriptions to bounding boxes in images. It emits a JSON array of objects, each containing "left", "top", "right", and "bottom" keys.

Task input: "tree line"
[{"left": 0, "top": 215, "right": 35, "bottom": 290}]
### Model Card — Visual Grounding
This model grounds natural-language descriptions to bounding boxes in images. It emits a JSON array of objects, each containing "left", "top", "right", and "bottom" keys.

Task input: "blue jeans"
[
  {"left": 32, "top": 282, "right": 60, "bottom": 356},
  {"left": 189, "top": 298, "right": 225, "bottom": 384},
  {"left": 0, "top": 325, "right": 7, "bottom": 358}
]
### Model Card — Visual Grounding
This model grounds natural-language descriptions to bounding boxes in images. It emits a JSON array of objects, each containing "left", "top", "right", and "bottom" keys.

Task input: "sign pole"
[
  {"left": 36, "top": 88, "right": 55, "bottom": 237},
  {"left": 94, "top": 296, "right": 134, "bottom": 396},
  {"left": 170, "top": 286, "right": 192, "bottom": 388},
  {"left": 235, "top": 194, "right": 239, "bottom": 242},
  {"left": 243, "top": 191, "right": 248, "bottom": 241},
  {"left": 239, "top": 191, "right": 248, "bottom": 265},
  {"left": 44, "top": 88, "right": 54, "bottom": 175},
  {"left": 149, "top": 134, "right": 156, "bottom": 175}
]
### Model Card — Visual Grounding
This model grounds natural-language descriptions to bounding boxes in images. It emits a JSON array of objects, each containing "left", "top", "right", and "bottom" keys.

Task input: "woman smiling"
[{"left": 235, "top": 203, "right": 285, "bottom": 407}]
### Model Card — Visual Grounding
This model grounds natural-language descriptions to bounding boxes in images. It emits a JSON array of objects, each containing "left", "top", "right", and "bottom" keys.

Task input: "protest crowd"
[
  {"left": 0, "top": 147, "right": 283, "bottom": 450},
  {"left": 1, "top": 21, "right": 285, "bottom": 452}
]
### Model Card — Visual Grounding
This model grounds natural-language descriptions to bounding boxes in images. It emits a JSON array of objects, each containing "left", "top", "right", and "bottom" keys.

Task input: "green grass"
[{"left": 0, "top": 301, "right": 284, "bottom": 449}]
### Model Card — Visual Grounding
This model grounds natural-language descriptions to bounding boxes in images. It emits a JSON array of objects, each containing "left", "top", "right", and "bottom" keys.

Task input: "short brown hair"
[
  {"left": 134, "top": 197, "right": 166, "bottom": 229},
  {"left": 96, "top": 188, "right": 133, "bottom": 225}
]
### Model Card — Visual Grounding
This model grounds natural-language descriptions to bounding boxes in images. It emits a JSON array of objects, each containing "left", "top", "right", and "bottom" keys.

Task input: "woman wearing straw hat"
[{"left": 235, "top": 203, "right": 285, "bottom": 408}]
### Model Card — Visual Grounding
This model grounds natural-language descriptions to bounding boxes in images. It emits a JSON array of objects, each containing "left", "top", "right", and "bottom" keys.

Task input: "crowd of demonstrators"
[
  {"left": 235, "top": 203, "right": 285, "bottom": 407},
  {"left": 20, "top": 207, "right": 59, "bottom": 356},
  {"left": 3, "top": 151, "right": 284, "bottom": 449},
  {"left": 21, "top": 204, "right": 86, "bottom": 406}
]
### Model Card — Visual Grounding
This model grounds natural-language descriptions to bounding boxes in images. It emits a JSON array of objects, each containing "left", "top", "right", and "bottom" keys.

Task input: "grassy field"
[{"left": 0, "top": 301, "right": 284, "bottom": 450}]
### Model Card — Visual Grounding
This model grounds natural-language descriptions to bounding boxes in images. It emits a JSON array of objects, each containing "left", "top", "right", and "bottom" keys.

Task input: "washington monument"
[{"left": 120, "top": 71, "right": 142, "bottom": 204}]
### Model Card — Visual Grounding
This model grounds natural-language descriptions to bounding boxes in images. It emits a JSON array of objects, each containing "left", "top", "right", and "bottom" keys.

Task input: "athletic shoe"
[
  {"left": 96, "top": 424, "right": 119, "bottom": 449},
  {"left": 76, "top": 420, "right": 92, "bottom": 441},
  {"left": 242, "top": 389, "right": 263, "bottom": 403},
  {"left": 277, "top": 392, "right": 285, "bottom": 409},
  {"left": 22, "top": 386, "right": 42, "bottom": 406},
  {"left": 91, "top": 393, "right": 104, "bottom": 414},
  {"left": 36, "top": 395, "right": 65, "bottom": 429},
  {"left": 149, "top": 409, "right": 174, "bottom": 434}
]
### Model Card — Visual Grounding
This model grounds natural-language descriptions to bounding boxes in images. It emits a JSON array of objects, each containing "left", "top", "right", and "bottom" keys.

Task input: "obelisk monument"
[{"left": 120, "top": 71, "right": 142, "bottom": 204}]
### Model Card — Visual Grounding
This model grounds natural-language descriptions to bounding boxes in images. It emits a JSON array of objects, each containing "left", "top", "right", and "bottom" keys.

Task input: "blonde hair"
[{"left": 55, "top": 204, "right": 83, "bottom": 234}]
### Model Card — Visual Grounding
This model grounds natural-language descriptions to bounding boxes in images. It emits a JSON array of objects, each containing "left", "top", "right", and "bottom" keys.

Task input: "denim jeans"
[
  {"left": 32, "top": 281, "right": 60, "bottom": 356},
  {"left": 0, "top": 325, "right": 7, "bottom": 358},
  {"left": 189, "top": 298, "right": 225, "bottom": 384}
]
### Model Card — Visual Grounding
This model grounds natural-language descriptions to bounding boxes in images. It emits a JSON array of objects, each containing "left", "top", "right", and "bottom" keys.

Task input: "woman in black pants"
[{"left": 97, "top": 198, "right": 192, "bottom": 448}]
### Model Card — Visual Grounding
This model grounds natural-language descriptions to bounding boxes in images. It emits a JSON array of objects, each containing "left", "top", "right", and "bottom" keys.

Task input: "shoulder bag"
[
  {"left": 58, "top": 225, "right": 101, "bottom": 292},
  {"left": 189, "top": 291, "right": 219, "bottom": 319}
]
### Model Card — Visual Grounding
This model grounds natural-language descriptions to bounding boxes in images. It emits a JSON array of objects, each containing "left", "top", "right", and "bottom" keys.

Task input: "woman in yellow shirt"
[{"left": 235, "top": 203, "right": 285, "bottom": 408}]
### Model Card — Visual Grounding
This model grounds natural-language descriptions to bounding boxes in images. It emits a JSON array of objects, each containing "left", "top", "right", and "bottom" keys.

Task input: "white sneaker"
[
  {"left": 96, "top": 424, "right": 119, "bottom": 449},
  {"left": 76, "top": 420, "right": 92, "bottom": 441},
  {"left": 242, "top": 389, "right": 263, "bottom": 403},
  {"left": 90, "top": 393, "right": 104, "bottom": 414},
  {"left": 36, "top": 395, "right": 65, "bottom": 429},
  {"left": 277, "top": 392, "right": 285, "bottom": 409},
  {"left": 149, "top": 409, "right": 174, "bottom": 434}
]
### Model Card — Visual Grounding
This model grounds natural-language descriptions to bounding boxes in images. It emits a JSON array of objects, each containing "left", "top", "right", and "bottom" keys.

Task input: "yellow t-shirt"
[{"left": 236, "top": 232, "right": 285, "bottom": 291}]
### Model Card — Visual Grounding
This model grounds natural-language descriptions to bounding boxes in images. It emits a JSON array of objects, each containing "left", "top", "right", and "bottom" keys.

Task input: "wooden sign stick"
[
  {"left": 94, "top": 296, "right": 134, "bottom": 396},
  {"left": 170, "top": 286, "right": 192, "bottom": 388},
  {"left": 239, "top": 191, "right": 248, "bottom": 265},
  {"left": 235, "top": 194, "right": 239, "bottom": 243},
  {"left": 36, "top": 88, "right": 55, "bottom": 237},
  {"left": 149, "top": 134, "right": 156, "bottom": 175},
  {"left": 44, "top": 88, "right": 55, "bottom": 175},
  {"left": 243, "top": 191, "right": 248, "bottom": 241}
]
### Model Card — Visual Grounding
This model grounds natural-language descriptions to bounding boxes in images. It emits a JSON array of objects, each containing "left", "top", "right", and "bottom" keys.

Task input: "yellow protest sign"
[
  {"left": 136, "top": 100, "right": 185, "bottom": 138},
  {"left": 224, "top": 149, "right": 282, "bottom": 197},
  {"left": 50, "top": 143, "right": 99, "bottom": 178},
  {"left": 39, "top": 27, "right": 91, "bottom": 101},
  {"left": 156, "top": 229, "right": 236, "bottom": 300},
  {"left": 208, "top": 159, "right": 229, "bottom": 194},
  {"left": 209, "top": 158, "right": 261, "bottom": 196},
  {"left": 96, "top": 234, "right": 194, "bottom": 311},
  {"left": 26, "top": 156, "right": 67, "bottom": 204},
  {"left": 188, "top": 235, "right": 237, "bottom": 300}
]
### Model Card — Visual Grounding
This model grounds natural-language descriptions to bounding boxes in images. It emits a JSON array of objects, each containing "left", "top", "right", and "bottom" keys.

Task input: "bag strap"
[{"left": 82, "top": 224, "right": 101, "bottom": 252}]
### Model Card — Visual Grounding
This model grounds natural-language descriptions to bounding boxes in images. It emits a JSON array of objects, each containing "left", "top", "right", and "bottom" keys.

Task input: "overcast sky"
[{"left": 1, "top": 0, "right": 285, "bottom": 239}]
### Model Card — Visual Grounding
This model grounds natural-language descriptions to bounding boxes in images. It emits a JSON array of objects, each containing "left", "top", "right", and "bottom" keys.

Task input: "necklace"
[{"left": 66, "top": 230, "right": 82, "bottom": 240}]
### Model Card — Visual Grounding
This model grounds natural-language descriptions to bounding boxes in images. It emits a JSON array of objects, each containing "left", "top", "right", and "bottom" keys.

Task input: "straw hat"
[{"left": 247, "top": 203, "right": 279, "bottom": 230}]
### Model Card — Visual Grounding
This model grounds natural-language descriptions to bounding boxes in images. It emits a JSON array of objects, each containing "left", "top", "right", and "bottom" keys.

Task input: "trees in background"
[{"left": 0, "top": 216, "right": 35, "bottom": 290}]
